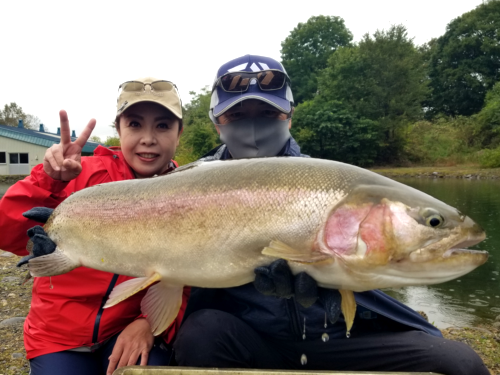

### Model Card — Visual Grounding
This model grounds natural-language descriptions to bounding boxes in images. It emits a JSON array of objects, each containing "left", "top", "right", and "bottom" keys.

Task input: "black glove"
[
  {"left": 17, "top": 225, "right": 57, "bottom": 267},
  {"left": 254, "top": 259, "right": 341, "bottom": 323},
  {"left": 254, "top": 259, "right": 294, "bottom": 298}
]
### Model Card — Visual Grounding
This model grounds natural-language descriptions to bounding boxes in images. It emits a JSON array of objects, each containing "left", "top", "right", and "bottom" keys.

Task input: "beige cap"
[{"left": 116, "top": 77, "right": 182, "bottom": 119}]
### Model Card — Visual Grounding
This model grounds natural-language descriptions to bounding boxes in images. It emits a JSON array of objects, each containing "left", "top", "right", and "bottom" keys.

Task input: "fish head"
[{"left": 314, "top": 184, "right": 488, "bottom": 290}]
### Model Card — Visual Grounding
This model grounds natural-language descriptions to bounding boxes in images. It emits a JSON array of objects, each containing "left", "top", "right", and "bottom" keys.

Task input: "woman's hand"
[
  {"left": 106, "top": 318, "right": 155, "bottom": 375},
  {"left": 43, "top": 110, "right": 96, "bottom": 181}
]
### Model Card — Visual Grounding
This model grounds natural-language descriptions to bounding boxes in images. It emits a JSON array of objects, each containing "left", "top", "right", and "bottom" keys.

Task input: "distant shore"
[
  {"left": 3, "top": 166, "right": 500, "bottom": 184},
  {"left": 371, "top": 165, "right": 500, "bottom": 179}
]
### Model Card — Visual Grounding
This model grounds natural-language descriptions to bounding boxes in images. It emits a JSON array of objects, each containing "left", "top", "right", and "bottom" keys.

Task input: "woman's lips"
[{"left": 137, "top": 153, "right": 159, "bottom": 162}]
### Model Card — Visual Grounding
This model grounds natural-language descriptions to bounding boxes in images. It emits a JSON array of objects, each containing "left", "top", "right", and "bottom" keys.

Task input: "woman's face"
[{"left": 117, "top": 102, "right": 181, "bottom": 178}]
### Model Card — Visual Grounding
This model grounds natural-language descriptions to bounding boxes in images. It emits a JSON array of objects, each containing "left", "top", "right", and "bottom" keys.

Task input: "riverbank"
[
  {"left": 0, "top": 175, "right": 27, "bottom": 185},
  {"left": 4, "top": 164, "right": 500, "bottom": 185},
  {"left": 1, "top": 251, "right": 499, "bottom": 374},
  {"left": 370, "top": 165, "right": 500, "bottom": 179}
]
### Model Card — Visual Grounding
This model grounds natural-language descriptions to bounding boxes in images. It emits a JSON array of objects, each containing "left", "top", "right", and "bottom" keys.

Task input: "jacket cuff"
[{"left": 36, "top": 169, "right": 70, "bottom": 196}]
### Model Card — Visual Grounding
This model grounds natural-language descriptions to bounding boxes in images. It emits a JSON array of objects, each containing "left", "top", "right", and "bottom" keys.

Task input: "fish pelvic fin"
[
  {"left": 339, "top": 289, "right": 356, "bottom": 337},
  {"left": 141, "top": 282, "right": 184, "bottom": 336},
  {"left": 27, "top": 248, "right": 80, "bottom": 277},
  {"left": 104, "top": 273, "right": 161, "bottom": 309},
  {"left": 262, "top": 240, "right": 330, "bottom": 264}
]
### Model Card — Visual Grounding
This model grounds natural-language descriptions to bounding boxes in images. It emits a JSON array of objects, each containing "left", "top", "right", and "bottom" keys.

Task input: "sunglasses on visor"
[
  {"left": 213, "top": 70, "right": 290, "bottom": 93},
  {"left": 118, "top": 80, "right": 178, "bottom": 95}
]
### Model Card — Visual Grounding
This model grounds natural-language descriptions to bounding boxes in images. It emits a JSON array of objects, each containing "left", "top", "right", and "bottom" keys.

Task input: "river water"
[{"left": 1, "top": 178, "right": 499, "bottom": 328}]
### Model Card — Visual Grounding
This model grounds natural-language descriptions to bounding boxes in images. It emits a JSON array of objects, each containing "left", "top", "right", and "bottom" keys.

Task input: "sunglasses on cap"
[
  {"left": 213, "top": 70, "right": 290, "bottom": 93},
  {"left": 118, "top": 80, "right": 179, "bottom": 96}
]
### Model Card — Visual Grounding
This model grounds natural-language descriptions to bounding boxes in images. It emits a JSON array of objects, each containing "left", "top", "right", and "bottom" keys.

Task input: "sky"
[{"left": 0, "top": 0, "right": 485, "bottom": 140}]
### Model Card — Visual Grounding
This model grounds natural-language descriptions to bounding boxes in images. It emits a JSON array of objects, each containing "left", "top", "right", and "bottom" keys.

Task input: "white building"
[{"left": 0, "top": 120, "right": 101, "bottom": 175}]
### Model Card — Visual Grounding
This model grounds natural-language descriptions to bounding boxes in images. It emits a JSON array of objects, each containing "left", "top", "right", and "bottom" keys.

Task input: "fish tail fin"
[
  {"left": 17, "top": 239, "right": 35, "bottom": 267},
  {"left": 17, "top": 226, "right": 57, "bottom": 267},
  {"left": 21, "top": 271, "right": 32, "bottom": 285},
  {"left": 27, "top": 247, "right": 80, "bottom": 277},
  {"left": 23, "top": 207, "right": 54, "bottom": 224},
  {"left": 104, "top": 273, "right": 183, "bottom": 336}
]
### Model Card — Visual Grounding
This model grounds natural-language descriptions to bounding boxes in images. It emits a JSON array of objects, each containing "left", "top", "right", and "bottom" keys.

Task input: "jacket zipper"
[
  {"left": 92, "top": 274, "right": 119, "bottom": 344},
  {"left": 286, "top": 298, "right": 303, "bottom": 339}
]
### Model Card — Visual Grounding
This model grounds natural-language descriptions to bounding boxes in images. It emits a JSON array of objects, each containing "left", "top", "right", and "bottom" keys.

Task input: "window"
[
  {"left": 9, "top": 153, "right": 29, "bottom": 164},
  {"left": 0, "top": 152, "right": 5, "bottom": 164}
]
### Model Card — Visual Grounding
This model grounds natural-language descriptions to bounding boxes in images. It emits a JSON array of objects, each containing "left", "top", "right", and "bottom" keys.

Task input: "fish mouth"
[{"left": 409, "top": 231, "right": 487, "bottom": 263}]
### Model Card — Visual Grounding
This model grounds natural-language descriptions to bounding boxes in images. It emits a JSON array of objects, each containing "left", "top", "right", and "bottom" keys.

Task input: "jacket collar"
[{"left": 203, "top": 137, "right": 303, "bottom": 161}]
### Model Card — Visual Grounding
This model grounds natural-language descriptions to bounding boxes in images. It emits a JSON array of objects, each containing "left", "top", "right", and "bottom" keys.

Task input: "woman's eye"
[
  {"left": 157, "top": 122, "right": 171, "bottom": 129},
  {"left": 129, "top": 121, "right": 141, "bottom": 128}
]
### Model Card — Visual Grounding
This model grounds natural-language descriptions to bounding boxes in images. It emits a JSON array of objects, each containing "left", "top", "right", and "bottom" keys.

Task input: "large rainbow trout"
[{"left": 23, "top": 157, "right": 488, "bottom": 335}]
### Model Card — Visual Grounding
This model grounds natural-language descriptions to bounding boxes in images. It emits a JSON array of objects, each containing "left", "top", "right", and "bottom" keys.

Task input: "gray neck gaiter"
[{"left": 218, "top": 117, "right": 291, "bottom": 159}]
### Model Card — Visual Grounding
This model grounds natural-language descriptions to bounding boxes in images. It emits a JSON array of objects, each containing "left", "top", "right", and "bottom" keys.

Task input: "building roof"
[{"left": 0, "top": 123, "right": 101, "bottom": 153}]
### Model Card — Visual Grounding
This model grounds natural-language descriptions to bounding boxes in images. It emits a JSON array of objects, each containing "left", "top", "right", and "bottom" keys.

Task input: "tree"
[
  {"left": 90, "top": 135, "right": 102, "bottom": 143},
  {"left": 175, "top": 88, "right": 220, "bottom": 165},
  {"left": 104, "top": 136, "right": 120, "bottom": 147},
  {"left": 427, "top": 1, "right": 500, "bottom": 116},
  {"left": 319, "top": 25, "right": 428, "bottom": 161},
  {"left": 475, "top": 80, "right": 500, "bottom": 146},
  {"left": 281, "top": 15, "right": 353, "bottom": 104},
  {"left": 0, "top": 102, "right": 38, "bottom": 129},
  {"left": 292, "top": 97, "right": 381, "bottom": 166}
]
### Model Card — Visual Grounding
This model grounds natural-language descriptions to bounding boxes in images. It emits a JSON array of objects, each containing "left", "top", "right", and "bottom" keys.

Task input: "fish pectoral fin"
[
  {"left": 262, "top": 240, "right": 329, "bottom": 264},
  {"left": 26, "top": 248, "right": 79, "bottom": 277},
  {"left": 141, "top": 282, "right": 184, "bottom": 336},
  {"left": 339, "top": 289, "right": 356, "bottom": 337},
  {"left": 104, "top": 273, "right": 161, "bottom": 309}
]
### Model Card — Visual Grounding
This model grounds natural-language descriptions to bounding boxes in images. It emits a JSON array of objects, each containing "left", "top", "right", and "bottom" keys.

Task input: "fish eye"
[
  {"left": 420, "top": 208, "right": 445, "bottom": 228},
  {"left": 426, "top": 214, "right": 444, "bottom": 228}
]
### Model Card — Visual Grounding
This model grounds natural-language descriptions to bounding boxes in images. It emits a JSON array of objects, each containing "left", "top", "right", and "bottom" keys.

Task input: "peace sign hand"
[{"left": 43, "top": 110, "right": 96, "bottom": 182}]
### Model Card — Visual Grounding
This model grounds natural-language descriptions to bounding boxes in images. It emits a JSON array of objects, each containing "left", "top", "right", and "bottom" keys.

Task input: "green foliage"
[
  {"left": 404, "top": 116, "right": 481, "bottom": 165},
  {"left": 89, "top": 135, "right": 102, "bottom": 143},
  {"left": 280, "top": 15, "right": 353, "bottom": 104},
  {"left": 104, "top": 136, "right": 120, "bottom": 147},
  {"left": 479, "top": 147, "right": 500, "bottom": 168},
  {"left": 175, "top": 88, "right": 220, "bottom": 165},
  {"left": 427, "top": 1, "right": 500, "bottom": 116},
  {"left": 292, "top": 97, "right": 381, "bottom": 166},
  {"left": 0, "top": 102, "right": 39, "bottom": 129},
  {"left": 475, "top": 81, "right": 500, "bottom": 146},
  {"left": 319, "top": 25, "right": 428, "bottom": 162}
]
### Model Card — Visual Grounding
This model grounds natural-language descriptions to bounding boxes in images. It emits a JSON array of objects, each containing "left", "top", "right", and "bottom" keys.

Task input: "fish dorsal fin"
[
  {"left": 141, "top": 282, "right": 184, "bottom": 336},
  {"left": 104, "top": 273, "right": 161, "bottom": 308},
  {"left": 168, "top": 160, "right": 204, "bottom": 175},
  {"left": 339, "top": 289, "right": 356, "bottom": 337},
  {"left": 262, "top": 240, "right": 329, "bottom": 264}
]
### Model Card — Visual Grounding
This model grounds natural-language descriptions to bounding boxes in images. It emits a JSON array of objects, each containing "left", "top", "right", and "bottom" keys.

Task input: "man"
[{"left": 173, "top": 55, "right": 488, "bottom": 375}]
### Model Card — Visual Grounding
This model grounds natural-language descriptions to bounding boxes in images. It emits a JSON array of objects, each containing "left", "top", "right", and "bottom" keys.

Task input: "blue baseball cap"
[{"left": 209, "top": 55, "right": 294, "bottom": 122}]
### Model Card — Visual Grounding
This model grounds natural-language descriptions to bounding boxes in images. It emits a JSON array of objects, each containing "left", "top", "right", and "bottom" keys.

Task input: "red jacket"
[{"left": 0, "top": 145, "right": 189, "bottom": 359}]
